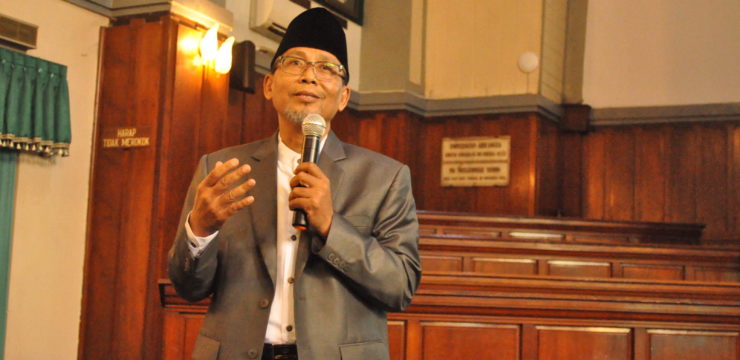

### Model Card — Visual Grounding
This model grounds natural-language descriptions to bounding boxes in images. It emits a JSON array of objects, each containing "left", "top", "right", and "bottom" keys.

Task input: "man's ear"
[
  {"left": 337, "top": 85, "right": 351, "bottom": 111},
  {"left": 263, "top": 73, "right": 274, "bottom": 100}
]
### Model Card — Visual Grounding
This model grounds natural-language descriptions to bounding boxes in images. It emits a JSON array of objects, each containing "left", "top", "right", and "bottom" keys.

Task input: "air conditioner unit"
[
  {"left": 250, "top": 0, "right": 308, "bottom": 42},
  {"left": 0, "top": 14, "right": 37, "bottom": 50}
]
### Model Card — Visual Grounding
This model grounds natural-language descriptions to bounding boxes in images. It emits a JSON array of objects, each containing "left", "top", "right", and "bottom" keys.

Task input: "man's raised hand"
[{"left": 190, "top": 158, "right": 256, "bottom": 236}]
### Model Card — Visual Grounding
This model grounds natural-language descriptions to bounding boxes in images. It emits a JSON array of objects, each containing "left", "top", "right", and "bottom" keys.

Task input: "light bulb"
[
  {"left": 215, "top": 36, "right": 235, "bottom": 74},
  {"left": 200, "top": 24, "right": 219, "bottom": 63},
  {"left": 518, "top": 52, "right": 539, "bottom": 73}
]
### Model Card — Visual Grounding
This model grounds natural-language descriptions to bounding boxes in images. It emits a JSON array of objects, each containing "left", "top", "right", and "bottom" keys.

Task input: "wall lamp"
[{"left": 199, "top": 24, "right": 234, "bottom": 74}]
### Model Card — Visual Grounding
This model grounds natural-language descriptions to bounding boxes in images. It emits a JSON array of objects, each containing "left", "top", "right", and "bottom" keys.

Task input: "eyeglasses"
[{"left": 275, "top": 55, "right": 346, "bottom": 81}]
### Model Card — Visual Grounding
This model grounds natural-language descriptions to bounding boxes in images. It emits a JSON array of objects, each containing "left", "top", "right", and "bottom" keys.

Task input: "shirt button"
[
  {"left": 286, "top": 325, "right": 293, "bottom": 332},
  {"left": 288, "top": 277, "right": 295, "bottom": 284},
  {"left": 258, "top": 298, "right": 270, "bottom": 308},
  {"left": 291, "top": 235, "right": 297, "bottom": 241}
]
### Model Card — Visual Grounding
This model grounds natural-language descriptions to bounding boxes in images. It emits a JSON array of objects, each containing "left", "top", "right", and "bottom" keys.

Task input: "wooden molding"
[{"left": 418, "top": 211, "right": 705, "bottom": 245}]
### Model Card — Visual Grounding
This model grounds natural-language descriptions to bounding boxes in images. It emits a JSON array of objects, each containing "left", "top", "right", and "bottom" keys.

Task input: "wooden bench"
[{"left": 160, "top": 211, "right": 740, "bottom": 360}]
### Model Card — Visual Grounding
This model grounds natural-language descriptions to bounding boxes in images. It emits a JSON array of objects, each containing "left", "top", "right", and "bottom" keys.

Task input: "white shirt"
[{"left": 185, "top": 133, "right": 325, "bottom": 345}]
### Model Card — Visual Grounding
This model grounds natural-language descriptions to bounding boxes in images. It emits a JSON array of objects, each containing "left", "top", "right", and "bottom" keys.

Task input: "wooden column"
[{"left": 79, "top": 14, "right": 238, "bottom": 359}]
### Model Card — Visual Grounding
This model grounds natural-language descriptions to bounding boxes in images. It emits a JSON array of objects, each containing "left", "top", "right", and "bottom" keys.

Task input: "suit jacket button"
[
  {"left": 258, "top": 298, "right": 270, "bottom": 308},
  {"left": 248, "top": 349, "right": 258, "bottom": 358}
]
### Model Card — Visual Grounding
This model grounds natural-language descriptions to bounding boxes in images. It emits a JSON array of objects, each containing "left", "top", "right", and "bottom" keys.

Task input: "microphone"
[{"left": 292, "top": 113, "right": 326, "bottom": 231}]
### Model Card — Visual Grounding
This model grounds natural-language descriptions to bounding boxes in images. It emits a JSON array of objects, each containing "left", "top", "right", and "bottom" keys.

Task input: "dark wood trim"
[{"left": 417, "top": 211, "right": 705, "bottom": 245}]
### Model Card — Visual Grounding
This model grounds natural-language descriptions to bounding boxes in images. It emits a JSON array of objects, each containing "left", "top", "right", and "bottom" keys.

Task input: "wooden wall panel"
[
  {"left": 427, "top": 116, "right": 479, "bottom": 212},
  {"left": 332, "top": 109, "right": 417, "bottom": 166},
  {"left": 537, "top": 326, "right": 632, "bottom": 360},
  {"left": 198, "top": 69, "right": 230, "bottom": 156},
  {"left": 634, "top": 127, "right": 667, "bottom": 222},
  {"left": 690, "top": 266, "right": 740, "bottom": 283},
  {"left": 603, "top": 129, "right": 635, "bottom": 221},
  {"left": 581, "top": 122, "right": 739, "bottom": 243},
  {"left": 227, "top": 88, "right": 246, "bottom": 145},
  {"left": 421, "top": 322, "right": 519, "bottom": 360},
  {"left": 536, "top": 118, "right": 561, "bottom": 216},
  {"left": 583, "top": 130, "right": 606, "bottom": 219},
  {"left": 383, "top": 111, "right": 417, "bottom": 165},
  {"left": 546, "top": 260, "right": 611, "bottom": 278},
  {"left": 388, "top": 320, "right": 406, "bottom": 360},
  {"left": 559, "top": 132, "right": 583, "bottom": 217},
  {"left": 357, "top": 111, "right": 383, "bottom": 152},
  {"left": 421, "top": 255, "right": 463, "bottom": 272},
  {"left": 621, "top": 264, "right": 683, "bottom": 281},
  {"left": 647, "top": 330, "right": 738, "bottom": 360},
  {"left": 471, "top": 257, "right": 538, "bottom": 276},
  {"left": 494, "top": 115, "right": 536, "bottom": 215},
  {"left": 161, "top": 312, "right": 206, "bottom": 360},
  {"left": 411, "top": 118, "right": 444, "bottom": 212},
  {"left": 697, "top": 126, "right": 729, "bottom": 240},
  {"left": 732, "top": 126, "right": 740, "bottom": 238},
  {"left": 240, "top": 74, "right": 278, "bottom": 143},
  {"left": 183, "top": 315, "right": 205, "bottom": 360},
  {"left": 154, "top": 22, "right": 204, "bottom": 289},
  {"left": 666, "top": 126, "right": 699, "bottom": 224},
  {"left": 162, "top": 312, "right": 185, "bottom": 360}
]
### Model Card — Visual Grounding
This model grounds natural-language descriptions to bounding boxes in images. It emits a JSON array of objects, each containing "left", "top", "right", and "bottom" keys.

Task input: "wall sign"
[
  {"left": 441, "top": 136, "right": 510, "bottom": 187},
  {"left": 102, "top": 127, "right": 152, "bottom": 149}
]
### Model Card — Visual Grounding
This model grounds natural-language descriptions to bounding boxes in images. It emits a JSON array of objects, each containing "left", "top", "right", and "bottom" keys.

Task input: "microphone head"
[{"left": 302, "top": 114, "right": 326, "bottom": 137}]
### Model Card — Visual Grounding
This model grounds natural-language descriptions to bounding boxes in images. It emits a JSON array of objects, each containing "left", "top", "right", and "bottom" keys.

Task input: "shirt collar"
[{"left": 277, "top": 132, "right": 327, "bottom": 169}]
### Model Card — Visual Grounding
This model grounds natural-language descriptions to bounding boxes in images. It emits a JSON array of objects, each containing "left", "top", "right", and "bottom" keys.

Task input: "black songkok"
[{"left": 271, "top": 8, "right": 349, "bottom": 82}]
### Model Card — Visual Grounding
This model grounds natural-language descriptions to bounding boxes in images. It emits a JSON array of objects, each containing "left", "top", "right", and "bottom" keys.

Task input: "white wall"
[
  {"left": 0, "top": 0, "right": 107, "bottom": 359},
  {"left": 423, "top": 0, "right": 543, "bottom": 99},
  {"left": 583, "top": 0, "right": 740, "bottom": 108}
]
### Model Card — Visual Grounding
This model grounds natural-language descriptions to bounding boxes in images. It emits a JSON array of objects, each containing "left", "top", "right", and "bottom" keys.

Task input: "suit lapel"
[
  {"left": 295, "top": 132, "right": 346, "bottom": 278},
  {"left": 249, "top": 134, "right": 279, "bottom": 285}
]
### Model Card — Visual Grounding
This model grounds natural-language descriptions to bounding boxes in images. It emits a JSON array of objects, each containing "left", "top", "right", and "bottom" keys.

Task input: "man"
[{"left": 168, "top": 8, "right": 421, "bottom": 360}]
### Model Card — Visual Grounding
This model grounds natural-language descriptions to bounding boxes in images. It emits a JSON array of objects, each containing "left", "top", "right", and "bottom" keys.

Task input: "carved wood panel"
[
  {"left": 420, "top": 322, "right": 520, "bottom": 360},
  {"left": 646, "top": 330, "right": 738, "bottom": 360},
  {"left": 536, "top": 326, "right": 631, "bottom": 360}
]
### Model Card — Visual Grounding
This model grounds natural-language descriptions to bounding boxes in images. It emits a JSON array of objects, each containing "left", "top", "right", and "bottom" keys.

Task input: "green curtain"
[
  {"left": 0, "top": 47, "right": 71, "bottom": 157},
  {"left": 0, "top": 149, "right": 17, "bottom": 359},
  {"left": 0, "top": 47, "right": 69, "bottom": 358}
]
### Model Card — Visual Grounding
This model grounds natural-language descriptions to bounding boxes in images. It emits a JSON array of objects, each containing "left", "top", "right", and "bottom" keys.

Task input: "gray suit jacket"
[{"left": 168, "top": 132, "right": 421, "bottom": 360}]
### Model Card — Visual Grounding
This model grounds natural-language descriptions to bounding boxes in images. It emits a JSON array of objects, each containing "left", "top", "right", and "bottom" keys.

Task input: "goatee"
[{"left": 284, "top": 111, "right": 308, "bottom": 125}]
